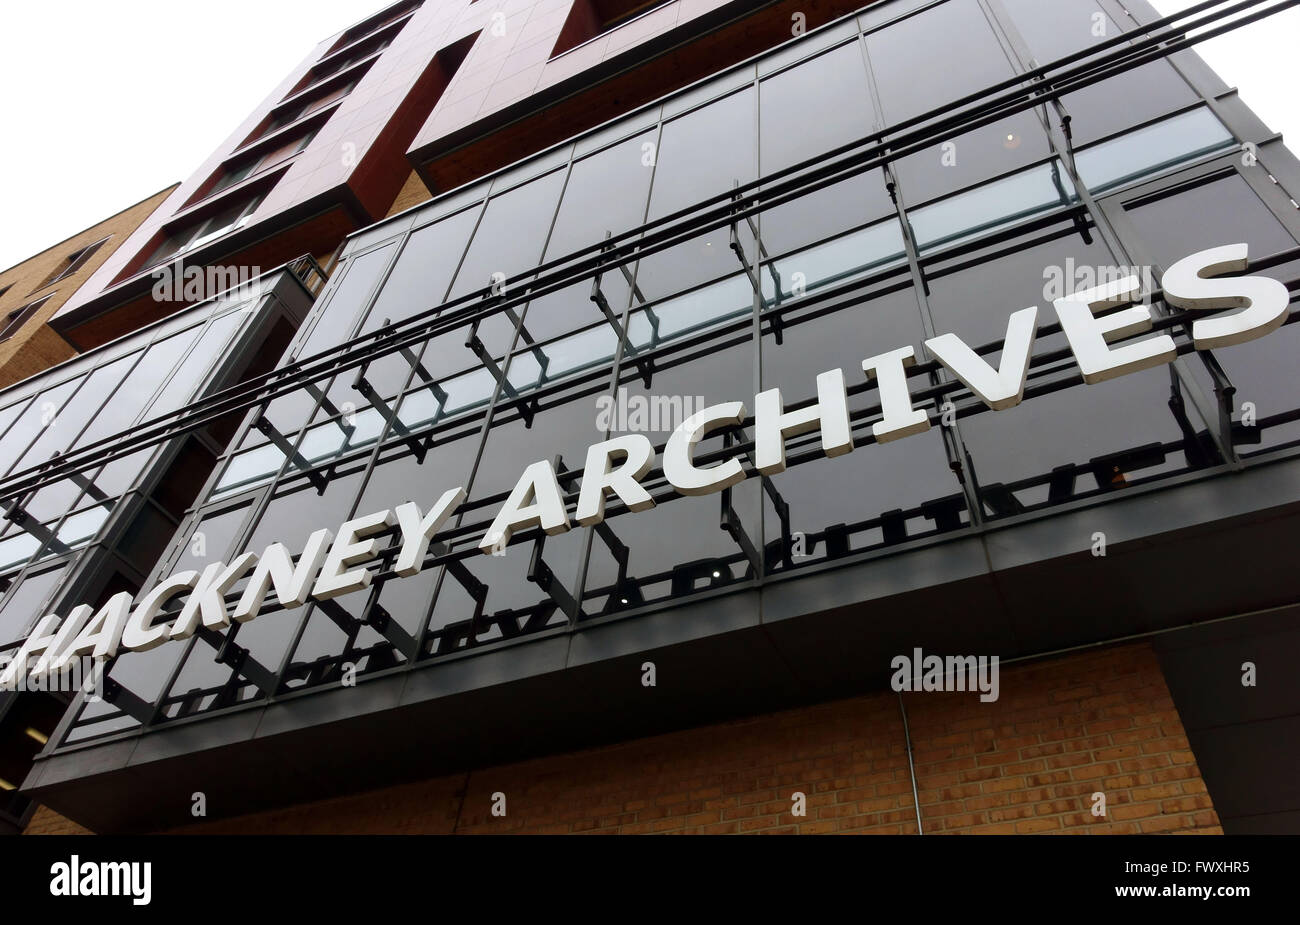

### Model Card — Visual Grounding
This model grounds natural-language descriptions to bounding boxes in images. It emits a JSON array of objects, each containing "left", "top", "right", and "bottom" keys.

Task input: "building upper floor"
[
  {"left": 0, "top": 186, "right": 177, "bottom": 389},
  {"left": 47, "top": 0, "right": 887, "bottom": 351}
]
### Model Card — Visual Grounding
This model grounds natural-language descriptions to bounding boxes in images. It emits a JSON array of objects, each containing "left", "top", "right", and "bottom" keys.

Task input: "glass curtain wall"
[{"left": 54, "top": 0, "right": 1300, "bottom": 745}]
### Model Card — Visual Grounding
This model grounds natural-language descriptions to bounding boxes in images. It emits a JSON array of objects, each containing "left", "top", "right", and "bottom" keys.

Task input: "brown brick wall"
[
  {"left": 22, "top": 805, "right": 93, "bottom": 836},
  {"left": 142, "top": 641, "right": 1219, "bottom": 835},
  {"left": 905, "top": 643, "right": 1220, "bottom": 835},
  {"left": 386, "top": 170, "right": 434, "bottom": 218}
]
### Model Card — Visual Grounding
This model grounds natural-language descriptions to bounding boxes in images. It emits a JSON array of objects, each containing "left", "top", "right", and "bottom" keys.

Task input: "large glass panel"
[
  {"left": 0, "top": 533, "right": 41, "bottom": 576},
  {"left": 474, "top": 380, "right": 611, "bottom": 502},
  {"left": 997, "top": 0, "right": 1121, "bottom": 62},
  {"left": 422, "top": 527, "right": 583, "bottom": 654},
  {"left": 758, "top": 279, "right": 963, "bottom": 568},
  {"left": 612, "top": 337, "right": 755, "bottom": 444},
  {"left": 54, "top": 506, "right": 110, "bottom": 547},
  {"left": 995, "top": 0, "right": 1198, "bottom": 145},
  {"left": 362, "top": 207, "right": 481, "bottom": 332},
  {"left": 506, "top": 324, "right": 619, "bottom": 393},
  {"left": 519, "top": 275, "right": 631, "bottom": 344},
  {"left": 170, "top": 505, "right": 253, "bottom": 575},
  {"left": 647, "top": 87, "right": 757, "bottom": 221},
  {"left": 868, "top": 0, "right": 1015, "bottom": 126},
  {"left": 908, "top": 160, "right": 1078, "bottom": 253},
  {"left": 326, "top": 337, "right": 414, "bottom": 412},
  {"left": 296, "top": 244, "right": 396, "bottom": 356},
  {"left": 759, "top": 42, "right": 874, "bottom": 176},
  {"left": 213, "top": 444, "right": 286, "bottom": 497},
  {"left": 1123, "top": 174, "right": 1300, "bottom": 455},
  {"left": 283, "top": 578, "right": 402, "bottom": 692},
  {"left": 626, "top": 274, "right": 755, "bottom": 353},
  {"left": 1075, "top": 107, "right": 1235, "bottom": 194},
  {"left": 0, "top": 564, "right": 66, "bottom": 645},
  {"left": 0, "top": 398, "right": 33, "bottom": 449},
  {"left": 763, "top": 428, "right": 967, "bottom": 570},
  {"left": 447, "top": 170, "right": 566, "bottom": 299},
  {"left": 356, "top": 437, "right": 480, "bottom": 517},
  {"left": 757, "top": 172, "right": 894, "bottom": 258},
  {"left": 597, "top": 339, "right": 760, "bottom": 615},
  {"left": 393, "top": 315, "right": 519, "bottom": 429},
  {"left": 8, "top": 353, "right": 137, "bottom": 477},
  {"left": 894, "top": 109, "right": 1051, "bottom": 205},
  {"left": 959, "top": 365, "right": 1210, "bottom": 514},
  {"left": 762, "top": 282, "right": 925, "bottom": 397},
  {"left": 761, "top": 219, "right": 906, "bottom": 307},
  {"left": 167, "top": 468, "right": 370, "bottom": 704},
  {"left": 545, "top": 131, "right": 657, "bottom": 260},
  {"left": 145, "top": 310, "right": 248, "bottom": 419},
  {"left": 1058, "top": 62, "right": 1198, "bottom": 148},
  {"left": 0, "top": 378, "right": 83, "bottom": 478},
  {"left": 631, "top": 221, "right": 754, "bottom": 301},
  {"left": 922, "top": 223, "right": 1118, "bottom": 354},
  {"left": 296, "top": 406, "right": 386, "bottom": 465},
  {"left": 75, "top": 330, "right": 201, "bottom": 448}
]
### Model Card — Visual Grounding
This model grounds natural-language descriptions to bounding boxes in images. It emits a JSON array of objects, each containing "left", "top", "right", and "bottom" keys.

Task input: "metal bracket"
[
  {"left": 201, "top": 625, "right": 279, "bottom": 695},
  {"left": 54, "top": 452, "right": 109, "bottom": 505},
  {"left": 367, "top": 602, "right": 417, "bottom": 660},
  {"left": 352, "top": 369, "right": 425, "bottom": 462},
  {"left": 464, "top": 321, "right": 538, "bottom": 426},
  {"left": 254, "top": 415, "right": 327, "bottom": 492},
  {"left": 101, "top": 677, "right": 154, "bottom": 725},
  {"left": 2, "top": 501, "right": 71, "bottom": 556}
]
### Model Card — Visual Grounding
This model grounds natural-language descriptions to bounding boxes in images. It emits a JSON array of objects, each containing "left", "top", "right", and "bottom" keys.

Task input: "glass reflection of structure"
[{"left": 36, "top": 0, "right": 1300, "bottom": 749}]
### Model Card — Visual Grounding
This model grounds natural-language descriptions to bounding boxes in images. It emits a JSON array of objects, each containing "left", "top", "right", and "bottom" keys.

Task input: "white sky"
[
  {"left": 0, "top": 0, "right": 1296, "bottom": 273},
  {"left": 0, "top": 0, "right": 386, "bottom": 273}
]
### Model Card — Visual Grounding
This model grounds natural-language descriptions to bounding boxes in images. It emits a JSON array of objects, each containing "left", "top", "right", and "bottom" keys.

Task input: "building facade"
[
  {"left": 0, "top": 186, "right": 177, "bottom": 390},
  {"left": 5, "top": 0, "right": 1300, "bottom": 834}
]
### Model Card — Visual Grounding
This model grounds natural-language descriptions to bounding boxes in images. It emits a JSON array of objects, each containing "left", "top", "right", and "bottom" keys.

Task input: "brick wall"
[
  {"left": 135, "top": 641, "right": 1219, "bottom": 835},
  {"left": 0, "top": 185, "right": 177, "bottom": 388},
  {"left": 22, "top": 805, "right": 92, "bottom": 836},
  {"left": 385, "top": 170, "right": 435, "bottom": 218},
  {"left": 905, "top": 643, "right": 1220, "bottom": 834}
]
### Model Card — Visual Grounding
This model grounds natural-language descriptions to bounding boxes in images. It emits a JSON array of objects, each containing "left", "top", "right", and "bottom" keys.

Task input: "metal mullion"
[
  {"left": 737, "top": 66, "right": 766, "bottom": 579},
  {"left": 882, "top": 152, "right": 987, "bottom": 528},
  {"left": 9, "top": 3, "right": 1290, "bottom": 517},
  {"left": 261, "top": 450, "right": 379, "bottom": 693},
  {"left": 565, "top": 117, "right": 669, "bottom": 626},
  {"left": 1094, "top": 159, "right": 1252, "bottom": 465},
  {"left": 3, "top": 5, "right": 1278, "bottom": 506},
  {"left": 406, "top": 313, "right": 535, "bottom": 656},
  {"left": 361, "top": 195, "right": 495, "bottom": 460},
  {"left": 1044, "top": 90, "right": 1238, "bottom": 469}
]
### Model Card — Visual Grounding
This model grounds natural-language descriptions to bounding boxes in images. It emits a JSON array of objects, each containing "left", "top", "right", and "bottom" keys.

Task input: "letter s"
[{"left": 1162, "top": 243, "right": 1290, "bottom": 350}]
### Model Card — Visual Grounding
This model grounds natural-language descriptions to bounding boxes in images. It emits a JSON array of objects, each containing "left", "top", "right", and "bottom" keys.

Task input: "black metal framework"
[
  {"left": 20, "top": 0, "right": 1300, "bottom": 750},
  {"left": 0, "top": 265, "right": 319, "bottom": 653}
]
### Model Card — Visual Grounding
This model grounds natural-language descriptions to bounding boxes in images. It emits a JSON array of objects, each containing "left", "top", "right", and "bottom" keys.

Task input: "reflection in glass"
[
  {"left": 759, "top": 42, "right": 874, "bottom": 176},
  {"left": 909, "top": 161, "right": 1078, "bottom": 254},
  {"left": 506, "top": 325, "right": 618, "bottom": 392},
  {"left": 213, "top": 443, "right": 286, "bottom": 496},
  {"left": 761, "top": 220, "right": 905, "bottom": 306},
  {"left": 0, "top": 565, "right": 67, "bottom": 645},
  {"left": 1075, "top": 107, "right": 1235, "bottom": 194},
  {"left": 297, "top": 244, "right": 395, "bottom": 356},
  {"left": 363, "top": 209, "right": 480, "bottom": 331},
  {"left": 298, "top": 407, "right": 386, "bottom": 464},
  {"left": 55, "top": 506, "right": 110, "bottom": 546},
  {"left": 648, "top": 88, "right": 756, "bottom": 220},
  {"left": 626, "top": 274, "right": 754, "bottom": 351},
  {"left": 0, "top": 532, "right": 42, "bottom": 575},
  {"left": 398, "top": 366, "right": 497, "bottom": 429},
  {"left": 867, "top": 0, "right": 1013, "bottom": 126}
]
